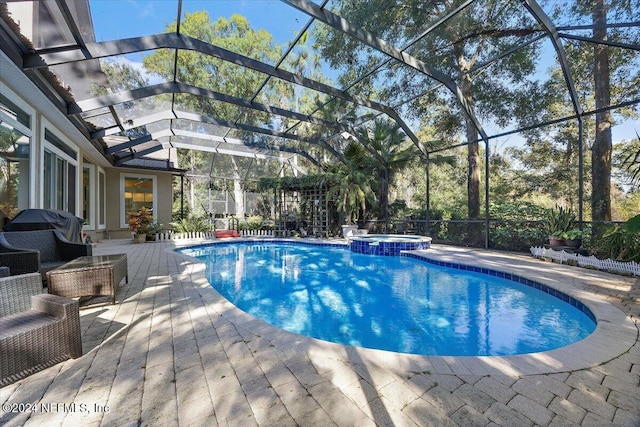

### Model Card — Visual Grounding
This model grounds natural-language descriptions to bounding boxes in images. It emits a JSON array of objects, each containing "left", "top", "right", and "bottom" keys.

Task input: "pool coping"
[{"left": 170, "top": 238, "right": 638, "bottom": 377}]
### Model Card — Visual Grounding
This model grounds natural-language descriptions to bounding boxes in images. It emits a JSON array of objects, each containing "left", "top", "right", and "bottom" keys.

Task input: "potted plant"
[
  {"left": 563, "top": 229, "right": 583, "bottom": 249},
  {"left": 128, "top": 207, "right": 154, "bottom": 243},
  {"left": 548, "top": 232, "right": 566, "bottom": 247},
  {"left": 544, "top": 205, "right": 576, "bottom": 247},
  {"left": 146, "top": 221, "right": 162, "bottom": 241}
]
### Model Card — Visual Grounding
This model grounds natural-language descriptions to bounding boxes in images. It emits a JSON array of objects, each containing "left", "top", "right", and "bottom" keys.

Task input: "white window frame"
[
  {"left": 82, "top": 162, "right": 95, "bottom": 230},
  {"left": 120, "top": 172, "right": 157, "bottom": 228},
  {"left": 40, "top": 121, "right": 80, "bottom": 215},
  {"left": 0, "top": 82, "right": 36, "bottom": 208},
  {"left": 98, "top": 167, "right": 106, "bottom": 230}
]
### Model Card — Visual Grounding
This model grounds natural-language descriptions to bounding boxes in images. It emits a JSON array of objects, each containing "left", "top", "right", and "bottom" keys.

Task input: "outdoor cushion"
[
  {"left": 0, "top": 230, "right": 92, "bottom": 281},
  {"left": 0, "top": 273, "right": 82, "bottom": 386}
]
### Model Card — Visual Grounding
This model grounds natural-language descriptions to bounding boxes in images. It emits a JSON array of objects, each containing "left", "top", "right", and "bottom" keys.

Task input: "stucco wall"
[{"left": 104, "top": 168, "right": 174, "bottom": 239}]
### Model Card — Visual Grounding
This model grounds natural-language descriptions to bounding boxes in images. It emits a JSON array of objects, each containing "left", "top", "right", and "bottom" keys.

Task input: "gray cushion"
[{"left": 3, "top": 231, "right": 60, "bottom": 263}]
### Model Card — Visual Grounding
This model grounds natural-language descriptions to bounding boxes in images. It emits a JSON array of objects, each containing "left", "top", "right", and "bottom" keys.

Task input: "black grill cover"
[{"left": 3, "top": 209, "right": 85, "bottom": 243}]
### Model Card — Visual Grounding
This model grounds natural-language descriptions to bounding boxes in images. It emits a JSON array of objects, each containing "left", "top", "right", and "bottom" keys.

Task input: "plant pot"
[
  {"left": 133, "top": 233, "right": 147, "bottom": 243},
  {"left": 549, "top": 236, "right": 565, "bottom": 247},
  {"left": 564, "top": 238, "right": 582, "bottom": 249},
  {"left": 341, "top": 225, "right": 358, "bottom": 238}
]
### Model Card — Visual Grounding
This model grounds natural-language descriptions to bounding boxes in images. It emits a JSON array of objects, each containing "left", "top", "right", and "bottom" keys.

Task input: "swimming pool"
[{"left": 179, "top": 241, "right": 596, "bottom": 356}]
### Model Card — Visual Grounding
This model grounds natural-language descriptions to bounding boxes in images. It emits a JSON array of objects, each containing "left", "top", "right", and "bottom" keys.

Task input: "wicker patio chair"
[
  {"left": 0, "top": 272, "right": 82, "bottom": 386},
  {"left": 0, "top": 246, "right": 39, "bottom": 277},
  {"left": 0, "top": 229, "right": 92, "bottom": 281}
]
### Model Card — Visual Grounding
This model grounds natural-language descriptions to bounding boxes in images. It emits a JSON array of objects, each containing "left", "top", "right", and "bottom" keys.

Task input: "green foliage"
[
  {"left": 128, "top": 207, "right": 154, "bottom": 235},
  {"left": 562, "top": 229, "right": 583, "bottom": 240},
  {"left": 254, "top": 195, "right": 274, "bottom": 220},
  {"left": 0, "top": 125, "right": 25, "bottom": 217},
  {"left": 488, "top": 201, "right": 548, "bottom": 250},
  {"left": 172, "top": 196, "right": 190, "bottom": 222},
  {"left": 627, "top": 214, "right": 640, "bottom": 233},
  {"left": 260, "top": 219, "right": 275, "bottom": 230},
  {"left": 489, "top": 201, "right": 547, "bottom": 222},
  {"left": 92, "top": 60, "right": 151, "bottom": 139},
  {"left": 257, "top": 175, "right": 328, "bottom": 191},
  {"left": 618, "top": 133, "right": 640, "bottom": 191},
  {"left": 143, "top": 12, "right": 298, "bottom": 217},
  {"left": 596, "top": 214, "right": 640, "bottom": 262},
  {"left": 93, "top": 60, "right": 149, "bottom": 95},
  {"left": 170, "top": 215, "right": 211, "bottom": 233},
  {"left": 505, "top": 132, "right": 582, "bottom": 204},
  {"left": 423, "top": 149, "right": 467, "bottom": 221},
  {"left": 237, "top": 215, "right": 264, "bottom": 231},
  {"left": 544, "top": 205, "right": 576, "bottom": 237},
  {"left": 314, "top": 0, "right": 538, "bottom": 219},
  {"left": 326, "top": 164, "right": 375, "bottom": 224},
  {"left": 388, "top": 199, "right": 408, "bottom": 218},
  {"left": 351, "top": 119, "right": 419, "bottom": 221}
]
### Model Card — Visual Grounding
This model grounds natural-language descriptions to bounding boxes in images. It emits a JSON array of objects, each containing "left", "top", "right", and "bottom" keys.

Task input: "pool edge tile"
[{"left": 173, "top": 241, "right": 637, "bottom": 377}]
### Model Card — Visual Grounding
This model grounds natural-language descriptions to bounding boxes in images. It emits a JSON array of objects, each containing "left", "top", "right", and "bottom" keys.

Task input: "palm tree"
[
  {"left": 353, "top": 120, "right": 420, "bottom": 229},
  {"left": 622, "top": 132, "right": 640, "bottom": 190},
  {"left": 326, "top": 141, "right": 375, "bottom": 224}
]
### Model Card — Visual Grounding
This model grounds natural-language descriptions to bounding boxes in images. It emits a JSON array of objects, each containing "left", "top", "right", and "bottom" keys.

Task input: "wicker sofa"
[
  {"left": 0, "top": 272, "right": 82, "bottom": 386},
  {"left": 0, "top": 230, "right": 92, "bottom": 281}
]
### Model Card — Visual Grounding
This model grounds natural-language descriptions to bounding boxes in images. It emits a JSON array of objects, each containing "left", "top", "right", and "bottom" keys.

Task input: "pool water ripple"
[{"left": 182, "top": 242, "right": 596, "bottom": 356}]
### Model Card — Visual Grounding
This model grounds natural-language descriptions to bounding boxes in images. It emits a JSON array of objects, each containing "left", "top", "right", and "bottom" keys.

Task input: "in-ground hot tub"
[{"left": 350, "top": 234, "right": 432, "bottom": 256}]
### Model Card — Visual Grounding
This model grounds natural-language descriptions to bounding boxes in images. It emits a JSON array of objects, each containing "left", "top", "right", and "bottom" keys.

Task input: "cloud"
[{"left": 108, "top": 56, "right": 165, "bottom": 86}]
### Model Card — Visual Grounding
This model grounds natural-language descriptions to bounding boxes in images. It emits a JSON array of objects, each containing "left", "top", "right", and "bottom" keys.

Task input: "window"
[
  {"left": 98, "top": 169, "right": 106, "bottom": 229},
  {"left": 43, "top": 126, "right": 78, "bottom": 213},
  {"left": 0, "top": 123, "right": 31, "bottom": 220},
  {"left": 0, "top": 92, "right": 30, "bottom": 129},
  {"left": 82, "top": 163, "right": 94, "bottom": 229},
  {"left": 0, "top": 88, "right": 32, "bottom": 221},
  {"left": 82, "top": 164, "right": 106, "bottom": 230},
  {"left": 120, "top": 173, "right": 156, "bottom": 228}
]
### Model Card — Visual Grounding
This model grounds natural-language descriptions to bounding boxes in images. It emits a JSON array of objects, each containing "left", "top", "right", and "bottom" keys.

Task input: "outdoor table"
[{"left": 46, "top": 254, "right": 128, "bottom": 305}]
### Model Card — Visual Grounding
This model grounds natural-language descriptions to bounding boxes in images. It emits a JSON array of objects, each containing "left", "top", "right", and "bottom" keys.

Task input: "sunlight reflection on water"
[{"left": 182, "top": 242, "right": 596, "bottom": 356}]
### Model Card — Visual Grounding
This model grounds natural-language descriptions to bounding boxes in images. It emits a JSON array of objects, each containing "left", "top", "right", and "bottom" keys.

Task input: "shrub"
[
  {"left": 488, "top": 201, "right": 548, "bottom": 250},
  {"left": 544, "top": 205, "right": 576, "bottom": 238},
  {"left": 595, "top": 214, "right": 640, "bottom": 262},
  {"left": 170, "top": 215, "right": 211, "bottom": 233},
  {"left": 128, "top": 207, "right": 154, "bottom": 235},
  {"left": 238, "top": 215, "right": 264, "bottom": 231}
]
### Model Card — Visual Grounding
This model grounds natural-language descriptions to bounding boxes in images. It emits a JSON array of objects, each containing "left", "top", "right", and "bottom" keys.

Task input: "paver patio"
[{"left": 0, "top": 238, "right": 638, "bottom": 426}]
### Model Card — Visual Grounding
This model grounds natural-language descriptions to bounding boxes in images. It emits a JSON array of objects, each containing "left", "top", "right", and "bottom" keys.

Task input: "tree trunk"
[
  {"left": 379, "top": 167, "right": 390, "bottom": 231},
  {"left": 460, "top": 74, "right": 481, "bottom": 219},
  {"left": 592, "top": 0, "right": 612, "bottom": 222}
]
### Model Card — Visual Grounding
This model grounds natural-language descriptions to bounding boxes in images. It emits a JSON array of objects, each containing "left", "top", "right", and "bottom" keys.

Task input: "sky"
[
  {"left": 87, "top": 0, "right": 640, "bottom": 146},
  {"left": 89, "top": 0, "right": 306, "bottom": 46}
]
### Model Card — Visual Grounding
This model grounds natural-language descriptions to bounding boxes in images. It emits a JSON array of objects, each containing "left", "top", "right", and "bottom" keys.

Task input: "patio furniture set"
[
  {"left": 0, "top": 229, "right": 92, "bottom": 280},
  {"left": 0, "top": 229, "right": 128, "bottom": 386}
]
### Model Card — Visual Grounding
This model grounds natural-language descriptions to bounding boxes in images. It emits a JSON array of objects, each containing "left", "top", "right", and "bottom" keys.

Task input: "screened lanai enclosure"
[{"left": 0, "top": 0, "right": 638, "bottom": 251}]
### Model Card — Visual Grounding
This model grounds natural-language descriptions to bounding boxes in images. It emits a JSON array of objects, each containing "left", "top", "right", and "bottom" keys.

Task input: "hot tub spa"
[{"left": 350, "top": 234, "right": 432, "bottom": 256}]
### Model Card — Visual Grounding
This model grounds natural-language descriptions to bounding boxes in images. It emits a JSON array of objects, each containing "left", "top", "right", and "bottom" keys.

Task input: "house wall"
[
  {"left": 1, "top": 51, "right": 175, "bottom": 243},
  {"left": 104, "top": 169, "right": 174, "bottom": 239}
]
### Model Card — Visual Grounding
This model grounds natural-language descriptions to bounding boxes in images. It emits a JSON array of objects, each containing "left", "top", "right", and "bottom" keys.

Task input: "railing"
[
  {"left": 239, "top": 229, "right": 275, "bottom": 237},
  {"left": 530, "top": 246, "right": 640, "bottom": 277},
  {"left": 154, "top": 231, "right": 216, "bottom": 241},
  {"left": 153, "top": 229, "right": 275, "bottom": 241},
  {"left": 151, "top": 219, "right": 631, "bottom": 257},
  {"left": 365, "top": 218, "right": 628, "bottom": 254}
]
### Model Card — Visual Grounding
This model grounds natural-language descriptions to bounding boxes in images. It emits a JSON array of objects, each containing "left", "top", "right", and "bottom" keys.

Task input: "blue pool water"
[{"left": 180, "top": 242, "right": 596, "bottom": 356}]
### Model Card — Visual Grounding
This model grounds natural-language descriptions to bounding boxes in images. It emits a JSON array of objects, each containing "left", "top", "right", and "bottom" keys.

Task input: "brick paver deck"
[{"left": 1, "top": 238, "right": 638, "bottom": 426}]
